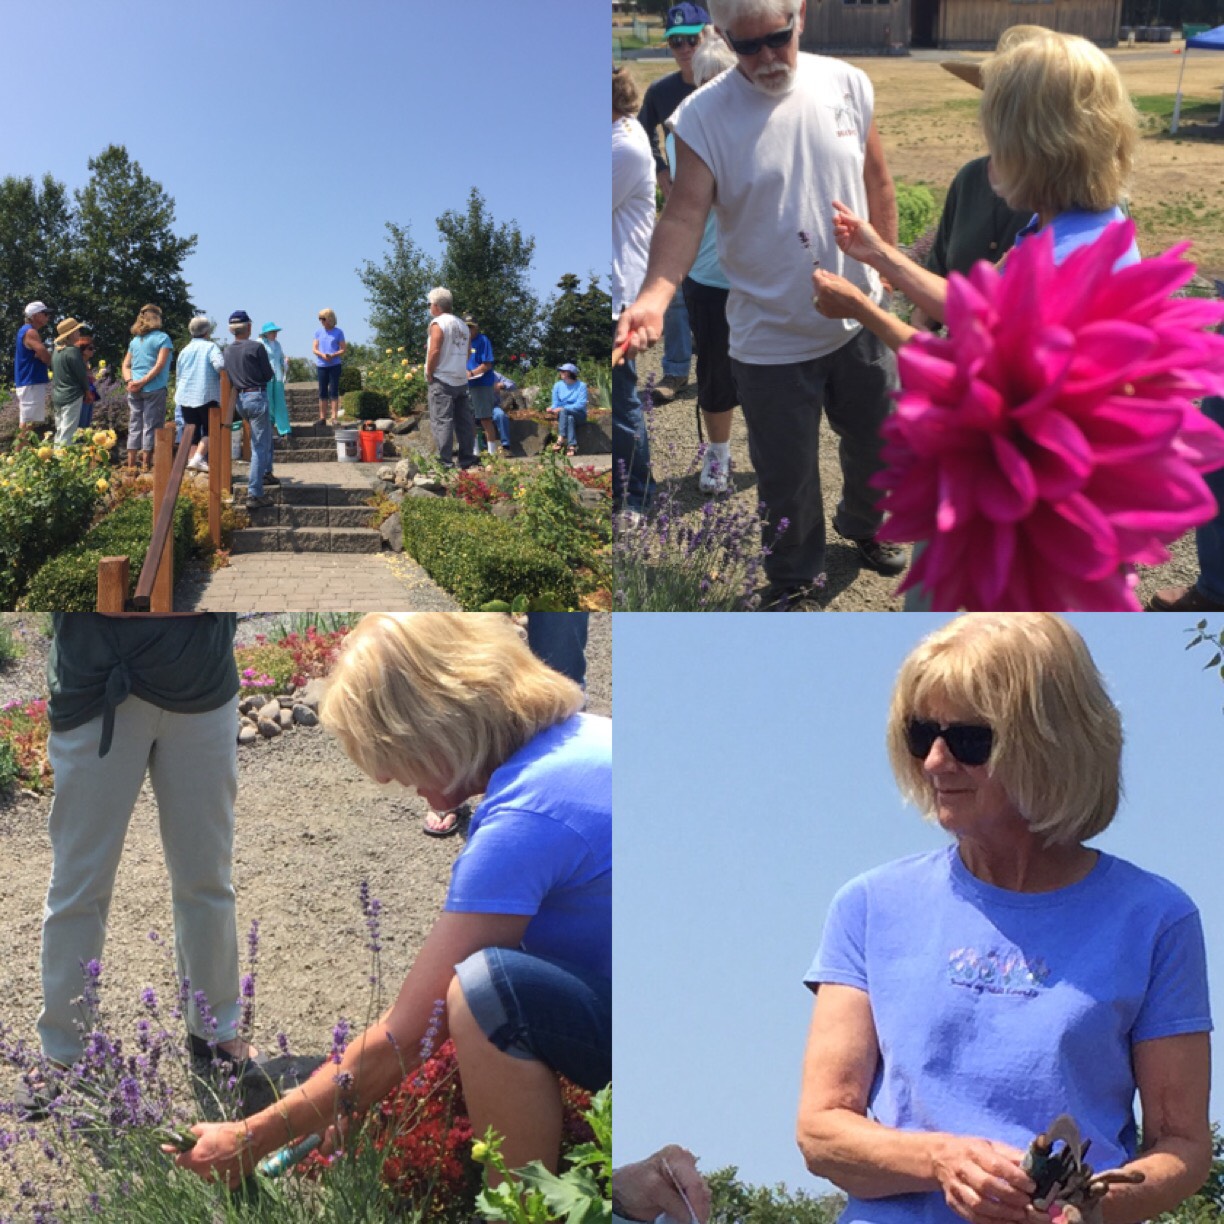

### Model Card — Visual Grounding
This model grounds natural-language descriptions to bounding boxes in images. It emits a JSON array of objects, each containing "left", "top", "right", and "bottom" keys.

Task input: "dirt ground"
[
  {"left": 623, "top": 48, "right": 1215, "bottom": 610},
  {"left": 0, "top": 612, "right": 610, "bottom": 1205}
]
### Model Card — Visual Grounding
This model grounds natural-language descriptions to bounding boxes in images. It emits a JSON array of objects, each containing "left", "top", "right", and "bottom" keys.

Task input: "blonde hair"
[
  {"left": 886, "top": 614, "right": 1122, "bottom": 845},
  {"left": 318, "top": 308, "right": 337, "bottom": 327},
  {"left": 613, "top": 66, "right": 640, "bottom": 118},
  {"left": 130, "top": 304, "right": 163, "bottom": 337},
  {"left": 980, "top": 29, "right": 1136, "bottom": 215},
  {"left": 320, "top": 613, "right": 585, "bottom": 796}
]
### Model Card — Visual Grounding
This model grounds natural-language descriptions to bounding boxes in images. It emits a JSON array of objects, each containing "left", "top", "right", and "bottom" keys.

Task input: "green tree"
[
  {"left": 0, "top": 174, "right": 78, "bottom": 387},
  {"left": 539, "top": 272, "right": 612, "bottom": 368},
  {"left": 72, "top": 145, "right": 197, "bottom": 370},
  {"left": 708, "top": 1167, "right": 846, "bottom": 1224},
  {"left": 356, "top": 221, "right": 439, "bottom": 357},
  {"left": 436, "top": 188, "right": 539, "bottom": 365}
]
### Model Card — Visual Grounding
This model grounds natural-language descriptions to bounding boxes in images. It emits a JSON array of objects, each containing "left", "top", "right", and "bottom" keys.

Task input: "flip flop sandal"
[{"left": 422, "top": 807, "right": 462, "bottom": 838}]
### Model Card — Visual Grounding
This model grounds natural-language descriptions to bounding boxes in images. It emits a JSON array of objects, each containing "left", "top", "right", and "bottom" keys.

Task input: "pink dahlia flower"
[{"left": 874, "top": 220, "right": 1224, "bottom": 610}]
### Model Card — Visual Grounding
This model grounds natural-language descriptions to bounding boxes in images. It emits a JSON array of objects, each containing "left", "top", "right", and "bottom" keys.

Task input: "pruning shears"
[{"left": 1022, "top": 1115, "right": 1145, "bottom": 1224}]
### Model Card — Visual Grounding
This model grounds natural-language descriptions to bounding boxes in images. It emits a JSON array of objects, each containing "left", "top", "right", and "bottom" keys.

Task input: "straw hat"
[
  {"left": 940, "top": 60, "right": 983, "bottom": 89},
  {"left": 54, "top": 318, "right": 86, "bottom": 347}
]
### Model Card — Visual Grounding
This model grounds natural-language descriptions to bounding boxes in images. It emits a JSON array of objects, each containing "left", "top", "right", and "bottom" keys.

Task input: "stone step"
[
  {"left": 229, "top": 526, "right": 381, "bottom": 554},
  {"left": 232, "top": 481, "right": 374, "bottom": 507},
  {"left": 245, "top": 502, "right": 375, "bottom": 529}
]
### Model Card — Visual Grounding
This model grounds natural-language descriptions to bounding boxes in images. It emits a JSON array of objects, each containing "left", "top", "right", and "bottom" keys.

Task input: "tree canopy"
[
  {"left": 539, "top": 272, "right": 611, "bottom": 368},
  {"left": 0, "top": 145, "right": 196, "bottom": 385}
]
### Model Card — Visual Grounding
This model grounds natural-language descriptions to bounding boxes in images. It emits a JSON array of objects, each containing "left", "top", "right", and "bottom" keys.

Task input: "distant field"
[{"left": 624, "top": 45, "right": 1224, "bottom": 277}]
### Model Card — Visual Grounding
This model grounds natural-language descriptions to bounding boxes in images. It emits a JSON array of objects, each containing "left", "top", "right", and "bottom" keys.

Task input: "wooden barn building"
[{"left": 799, "top": 0, "right": 1122, "bottom": 52}]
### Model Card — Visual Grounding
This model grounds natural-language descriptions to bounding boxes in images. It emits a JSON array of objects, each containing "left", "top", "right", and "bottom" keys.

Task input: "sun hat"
[
  {"left": 940, "top": 60, "right": 983, "bottom": 89},
  {"left": 24, "top": 301, "right": 51, "bottom": 318},
  {"left": 666, "top": 3, "right": 709, "bottom": 36},
  {"left": 54, "top": 318, "right": 87, "bottom": 346},
  {"left": 556, "top": 362, "right": 580, "bottom": 376},
  {"left": 259, "top": 321, "right": 281, "bottom": 335}
]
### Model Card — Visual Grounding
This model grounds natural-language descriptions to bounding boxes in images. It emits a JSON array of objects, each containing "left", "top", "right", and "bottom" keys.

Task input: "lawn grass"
[{"left": 1133, "top": 92, "right": 1220, "bottom": 123}]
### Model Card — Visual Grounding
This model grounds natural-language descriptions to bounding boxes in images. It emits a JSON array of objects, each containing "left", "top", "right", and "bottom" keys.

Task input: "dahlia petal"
[
  {"left": 1074, "top": 400, "right": 1184, "bottom": 463},
  {"left": 977, "top": 434, "right": 1037, "bottom": 522}
]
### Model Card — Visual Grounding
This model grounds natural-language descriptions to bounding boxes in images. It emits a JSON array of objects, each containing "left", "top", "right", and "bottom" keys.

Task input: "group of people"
[
  {"left": 612, "top": 1, "right": 1224, "bottom": 613},
  {"left": 15, "top": 611, "right": 609, "bottom": 1197}
]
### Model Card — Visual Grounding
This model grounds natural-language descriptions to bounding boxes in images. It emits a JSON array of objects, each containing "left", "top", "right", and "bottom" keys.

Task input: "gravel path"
[
  {"left": 635, "top": 347, "right": 1201, "bottom": 611},
  {"left": 0, "top": 612, "right": 609, "bottom": 1206}
]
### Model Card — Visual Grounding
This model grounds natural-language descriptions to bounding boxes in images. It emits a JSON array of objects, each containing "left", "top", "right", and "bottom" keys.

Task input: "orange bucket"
[{"left": 358, "top": 429, "right": 384, "bottom": 462}]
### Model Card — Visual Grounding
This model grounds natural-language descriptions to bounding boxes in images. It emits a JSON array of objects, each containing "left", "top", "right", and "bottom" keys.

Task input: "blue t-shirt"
[
  {"left": 806, "top": 846, "right": 1210, "bottom": 1224},
  {"left": 127, "top": 331, "right": 174, "bottom": 391},
  {"left": 445, "top": 712, "right": 611, "bottom": 979},
  {"left": 14, "top": 324, "right": 49, "bottom": 387},
  {"left": 467, "top": 332, "right": 495, "bottom": 387},
  {"left": 1013, "top": 206, "right": 1140, "bottom": 271},
  {"left": 551, "top": 380, "right": 589, "bottom": 412},
  {"left": 314, "top": 326, "right": 345, "bottom": 367}
]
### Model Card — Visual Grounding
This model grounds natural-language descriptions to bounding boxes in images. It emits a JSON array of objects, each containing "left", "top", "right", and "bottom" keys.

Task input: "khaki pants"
[{"left": 39, "top": 695, "right": 239, "bottom": 1062}]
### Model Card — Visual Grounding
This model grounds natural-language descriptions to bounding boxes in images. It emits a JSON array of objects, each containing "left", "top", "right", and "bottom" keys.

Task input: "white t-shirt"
[
  {"left": 672, "top": 53, "right": 884, "bottom": 364},
  {"left": 612, "top": 116, "right": 655, "bottom": 319},
  {"left": 429, "top": 312, "right": 470, "bottom": 387}
]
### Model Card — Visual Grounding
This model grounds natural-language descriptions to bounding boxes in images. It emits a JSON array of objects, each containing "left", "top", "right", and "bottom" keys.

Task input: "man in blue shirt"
[{"left": 465, "top": 316, "right": 499, "bottom": 456}]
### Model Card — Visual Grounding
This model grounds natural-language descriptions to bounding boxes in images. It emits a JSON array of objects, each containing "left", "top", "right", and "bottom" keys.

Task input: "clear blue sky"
[
  {"left": 0, "top": 0, "right": 607, "bottom": 362},
  {"left": 614, "top": 614, "right": 1224, "bottom": 1195}
]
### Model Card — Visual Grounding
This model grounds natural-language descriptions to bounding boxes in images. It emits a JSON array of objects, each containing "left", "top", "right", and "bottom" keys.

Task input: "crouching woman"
[{"left": 174, "top": 613, "right": 611, "bottom": 1188}]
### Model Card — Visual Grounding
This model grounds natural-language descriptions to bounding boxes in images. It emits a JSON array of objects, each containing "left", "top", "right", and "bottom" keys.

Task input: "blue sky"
[
  {"left": 614, "top": 614, "right": 1224, "bottom": 1194},
  {"left": 0, "top": 0, "right": 607, "bottom": 362}
]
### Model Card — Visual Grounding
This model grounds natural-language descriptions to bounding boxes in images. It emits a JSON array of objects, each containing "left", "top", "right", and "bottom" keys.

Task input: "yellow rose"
[
  {"left": 397, "top": 346, "right": 405, "bottom": 353},
  {"left": 392, "top": 373, "right": 400, "bottom": 380},
  {"left": 401, "top": 359, "right": 409, "bottom": 367},
  {"left": 385, "top": 348, "right": 393, "bottom": 355},
  {"left": 96, "top": 478, "right": 109, "bottom": 493},
  {"left": 37, "top": 446, "right": 52, "bottom": 461},
  {"left": 97, "top": 359, "right": 107, "bottom": 368},
  {"left": 471, "top": 1141, "right": 489, "bottom": 1162}
]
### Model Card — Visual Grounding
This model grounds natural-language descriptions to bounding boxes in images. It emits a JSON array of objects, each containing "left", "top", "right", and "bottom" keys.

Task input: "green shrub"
[
  {"left": 338, "top": 363, "right": 363, "bottom": 395},
  {"left": 342, "top": 389, "right": 390, "bottom": 422},
  {"left": 0, "top": 619, "right": 19, "bottom": 665},
  {"left": 400, "top": 496, "right": 578, "bottom": 610},
  {"left": 21, "top": 495, "right": 195, "bottom": 611},
  {"left": 0, "top": 738, "right": 18, "bottom": 794},
  {"left": 896, "top": 182, "right": 937, "bottom": 247},
  {"left": 285, "top": 356, "right": 313, "bottom": 382}
]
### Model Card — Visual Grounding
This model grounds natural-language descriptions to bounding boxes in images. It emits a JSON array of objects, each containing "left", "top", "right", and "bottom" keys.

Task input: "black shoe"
[
  {"left": 845, "top": 535, "right": 906, "bottom": 576},
  {"left": 262, "top": 474, "right": 281, "bottom": 486},
  {"left": 245, "top": 494, "right": 274, "bottom": 510},
  {"left": 189, "top": 1035, "right": 276, "bottom": 1117},
  {"left": 760, "top": 579, "right": 825, "bottom": 611}
]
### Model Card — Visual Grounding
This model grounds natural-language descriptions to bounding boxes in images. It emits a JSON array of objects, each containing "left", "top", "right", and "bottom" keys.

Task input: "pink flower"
[{"left": 874, "top": 220, "right": 1224, "bottom": 609}]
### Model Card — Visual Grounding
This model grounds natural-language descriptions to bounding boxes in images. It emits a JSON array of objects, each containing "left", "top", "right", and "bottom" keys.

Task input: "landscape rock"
[
  {"left": 278, "top": 708, "right": 293, "bottom": 730},
  {"left": 258, "top": 716, "right": 282, "bottom": 739},
  {"left": 406, "top": 485, "right": 444, "bottom": 498},
  {"left": 379, "top": 512, "right": 404, "bottom": 553},
  {"left": 297, "top": 678, "right": 328, "bottom": 712},
  {"left": 412, "top": 474, "right": 446, "bottom": 492},
  {"left": 491, "top": 501, "right": 521, "bottom": 522},
  {"left": 258, "top": 699, "right": 281, "bottom": 722},
  {"left": 377, "top": 465, "right": 396, "bottom": 483},
  {"left": 394, "top": 458, "right": 420, "bottom": 487},
  {"left": 374, "top": 419, "right": 394, "bottom": 433},
  {"left": 292, "top": 704, "right": 319, "bottom": 727},
  {"left": 237, "top": 725, "right": 258, "bottom": 745},
  {"left": 390, "top": 418, "right": 417, "bottom": 435}
]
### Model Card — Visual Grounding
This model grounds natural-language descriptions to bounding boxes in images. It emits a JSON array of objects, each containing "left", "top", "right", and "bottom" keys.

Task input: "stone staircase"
[
  {"left": 273, "top": 382, "right": 345, "bottom": 462},
  {"left": 229, "top": 479, "right": 381, "bottom": 554}
]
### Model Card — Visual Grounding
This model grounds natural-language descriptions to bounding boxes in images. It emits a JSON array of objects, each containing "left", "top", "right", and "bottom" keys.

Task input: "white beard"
[{"left": 748, "top": 64, "right": 796, "bottom": 94}]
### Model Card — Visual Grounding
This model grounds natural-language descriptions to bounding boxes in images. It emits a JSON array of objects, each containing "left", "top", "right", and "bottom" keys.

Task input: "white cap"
[{"left": 24, "top": 301, "right": 50, "bottom": 318}]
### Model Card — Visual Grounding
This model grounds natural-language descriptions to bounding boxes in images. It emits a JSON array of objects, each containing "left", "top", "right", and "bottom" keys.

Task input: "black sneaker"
[
  {"left": 245, "top": 494, "right": 274, "bottom": 510},
  {"left": 649, "top": 374, "right": 689, "bottom": 404},
  {"left": 263, "top": 474, "right": 281, "bottom": 486},
  {"left": 14, "top": 1074, "right": 62, "bottom": 1121},
  {"left": 760, "top": 579, "right": 825, "bottom": 611},
  {"left": 845, "top": 535, "right": 906, "bottom": 576}
]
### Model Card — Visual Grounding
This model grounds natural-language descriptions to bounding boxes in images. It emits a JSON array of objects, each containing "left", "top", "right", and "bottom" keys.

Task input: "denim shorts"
[
  {"left": 317, "top": 364, "right": 341, "bottom": 400},
  {"left": 454, "top": 947, "right": 611, "bottom": 1091}
]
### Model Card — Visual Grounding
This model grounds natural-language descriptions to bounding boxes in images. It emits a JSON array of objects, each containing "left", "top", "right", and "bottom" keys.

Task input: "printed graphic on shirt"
[
  {"left": 947, "top": 946, "right": 1051, "bottom": 998},
  {"left": 830, "top": 93, "right": 858, "bottom": 138}
]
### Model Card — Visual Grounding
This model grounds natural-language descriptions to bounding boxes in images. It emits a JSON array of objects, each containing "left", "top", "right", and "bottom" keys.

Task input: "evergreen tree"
[
  {"left": 0, "top": 174, "right": 78, "bottom": 386},
  {"left": 356, "top": 221, "right": 439, "bottom": 359},
  {"left": 709, "top": 1167, "right": 846, "bottom": 1224},
  {"left": 73, "top": 145, "right": 197, "bottom": 369},
  {"left": 436, "top": 188, "right": 539, "bottom": 365},
  {"left": 539, "top": 272, "right": 612, "bottom": 368}
]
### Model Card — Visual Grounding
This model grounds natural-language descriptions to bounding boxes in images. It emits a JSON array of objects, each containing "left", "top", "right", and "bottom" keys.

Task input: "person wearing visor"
[
  {"left": 637, "top": 2, "right": 710, "bottom": 405},
  {"left": 797, "top": 614, "right": 1211, "bottom": 1224}
]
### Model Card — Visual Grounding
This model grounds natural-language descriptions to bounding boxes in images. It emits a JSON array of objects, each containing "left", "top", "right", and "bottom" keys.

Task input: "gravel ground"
[
  {"left": 0, "top": 612, "right": 609, "bottom": 1208},
  {"left": 634, "top": 346, "right": 1201, "bottom": 611}
]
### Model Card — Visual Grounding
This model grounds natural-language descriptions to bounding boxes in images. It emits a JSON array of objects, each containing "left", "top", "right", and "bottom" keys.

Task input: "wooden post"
[
  {"left": 219, "top": 371, "right": 234, "bottom": 495},
  {"left": 208, "top": 403, "right": 223, "bottom": 549},
  {"left": 151, "top": 424, "right": 175, "bottom": 612},
  {"left": 96, "top": 556, "right": 130, "bottom": 612}
]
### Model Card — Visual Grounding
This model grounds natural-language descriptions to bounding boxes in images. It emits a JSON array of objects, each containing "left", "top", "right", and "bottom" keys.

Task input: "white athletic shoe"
[{"left": 698, "top": 447, "right": 730, "bottom": 494}]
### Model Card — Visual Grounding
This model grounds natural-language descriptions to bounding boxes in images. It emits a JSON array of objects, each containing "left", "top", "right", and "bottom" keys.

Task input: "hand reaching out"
[
  {"left": 831, "top": 200, "right": 888, "bottom": 269},
  {"left": 812, "top": 268, "right": 870, "bottom": 322}
]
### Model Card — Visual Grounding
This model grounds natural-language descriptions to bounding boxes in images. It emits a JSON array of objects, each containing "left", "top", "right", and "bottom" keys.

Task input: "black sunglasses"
[
  {"left": 726, "top": 22, "right": 794, "bottom": 55},
  {"left": 905, "top": 719, "right": 994, "bottom": 767},
  {"left": 668, "top": 34, "right": 701, "bottom": 48}
]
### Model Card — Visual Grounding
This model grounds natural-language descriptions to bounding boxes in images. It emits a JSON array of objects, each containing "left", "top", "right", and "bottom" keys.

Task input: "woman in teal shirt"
[
  {"left": 548, "top": 363, "right": 589, "bottom": 457},
  {"left": 121, "top": 303, "right": 174, "bottom": 472}
]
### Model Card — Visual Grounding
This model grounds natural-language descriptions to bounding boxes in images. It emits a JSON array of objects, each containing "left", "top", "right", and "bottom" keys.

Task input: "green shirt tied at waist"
[{"left": 48, "top": 614, "right": 240, "bottom": 757}]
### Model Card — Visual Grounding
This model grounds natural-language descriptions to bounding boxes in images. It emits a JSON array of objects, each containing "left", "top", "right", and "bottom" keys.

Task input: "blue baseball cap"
[
  {"left": 666, "top": 3, "right": 709, "bottom": 36},
  {"left": 228, "top": 309, "right": 251, "bottom": 325},
  {"left": 557, "top": 362, "right": 580, "bottom": 376}
]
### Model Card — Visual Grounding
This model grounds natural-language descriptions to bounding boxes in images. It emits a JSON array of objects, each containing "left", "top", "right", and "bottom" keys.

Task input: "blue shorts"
[
  {"left": 317, "top": 364, "right": 341, "bottom": 400},
  {"left": 454, "top": 947, "right": 611, "bottom": 1091}
]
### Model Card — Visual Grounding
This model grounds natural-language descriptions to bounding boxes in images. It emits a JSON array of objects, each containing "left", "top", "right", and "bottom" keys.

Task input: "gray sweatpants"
[
  {"left": 39, "top": 695, "right": 240, "bottom": 1063},
  {"left": 732, "top": 327, "right": 897, "bottom": 588},
  {"left": 427, "top": 378, "right": 477, "bottom": 468}
]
